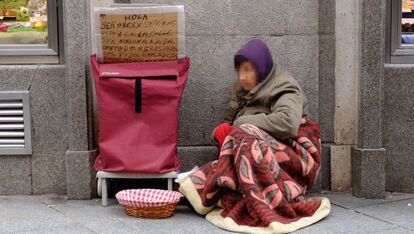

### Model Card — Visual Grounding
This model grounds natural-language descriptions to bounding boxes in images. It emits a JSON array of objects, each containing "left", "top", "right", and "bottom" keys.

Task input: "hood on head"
[{"left": 235, "top": 38, "right": 274, "bottom": 82}]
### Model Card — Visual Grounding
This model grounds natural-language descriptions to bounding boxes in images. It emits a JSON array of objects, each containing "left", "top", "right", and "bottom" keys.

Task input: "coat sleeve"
[{"left": 233, "top": 88, "right": 304, "bottom": 140}]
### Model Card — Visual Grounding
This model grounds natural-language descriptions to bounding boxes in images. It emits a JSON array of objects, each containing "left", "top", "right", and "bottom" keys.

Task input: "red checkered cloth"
[{"left": 116, "top": 189, "right": 183, "bottom": 207}]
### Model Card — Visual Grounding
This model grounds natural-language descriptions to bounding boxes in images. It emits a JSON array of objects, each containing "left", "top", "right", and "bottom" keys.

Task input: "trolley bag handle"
[{"left": 96, "top": 59, "right": 179, "bottom": 78}]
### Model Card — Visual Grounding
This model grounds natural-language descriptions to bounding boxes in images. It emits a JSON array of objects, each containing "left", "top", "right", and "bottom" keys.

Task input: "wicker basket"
[
  {"left": 116, "top": 189, "right": 182, "bottom": 219},
  {"left": 122, "top": 203, "right": 178, "bottom": 218}
]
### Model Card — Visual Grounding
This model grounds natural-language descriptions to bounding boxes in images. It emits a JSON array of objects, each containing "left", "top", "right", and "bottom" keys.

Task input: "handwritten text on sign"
[{"left": 100, "top": 13, "right": 179, "bottom": 63}]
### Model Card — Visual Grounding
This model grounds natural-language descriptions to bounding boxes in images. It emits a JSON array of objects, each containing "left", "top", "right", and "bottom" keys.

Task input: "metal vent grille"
[{"left": 0, "top": 91, "right": 31, "bottom": 155}]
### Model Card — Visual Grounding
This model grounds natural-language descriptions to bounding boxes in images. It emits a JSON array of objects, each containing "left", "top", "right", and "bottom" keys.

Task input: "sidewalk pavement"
[{"left": 1, "top": 192, "right": 414, "bottom": 233}]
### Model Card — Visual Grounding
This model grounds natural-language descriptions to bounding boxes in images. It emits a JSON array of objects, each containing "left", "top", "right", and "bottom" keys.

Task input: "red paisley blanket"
[{"left": 179, "top": 119, "right": 330, "bottom": 233}]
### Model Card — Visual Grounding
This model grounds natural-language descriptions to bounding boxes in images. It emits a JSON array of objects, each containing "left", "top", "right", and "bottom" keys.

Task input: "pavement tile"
[
  {"left": 355, "top": 199, "right": 414, "bottom": 231},
  {"left": 365, "top": 227, "right": 413, "bottom": 234},
  {"left": 293, "top": 204, "right": 397, "bottom": 234},
  {"left": 0, "top": 196, "right": 76, "bottom": 233},
  {"left": 43, "top": 200, "right": 142, "bottom": 233},
  {"left": 17, "top": 225, "right": 94, "bottom": 234},
  {"left": 120, "top": 205, "right": 232, "bottom": 234},
  {"left": 41, "top": 197, "right": 231, "bottom": 234}
]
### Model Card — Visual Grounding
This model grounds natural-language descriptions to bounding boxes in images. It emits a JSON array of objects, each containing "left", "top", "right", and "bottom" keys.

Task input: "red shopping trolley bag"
[{"left": 90, "top": 55, "right": 190, "bottom": 173}]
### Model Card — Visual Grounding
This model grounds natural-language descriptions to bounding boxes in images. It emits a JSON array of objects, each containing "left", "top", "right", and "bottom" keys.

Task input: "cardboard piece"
[{"left": 94, "top": 6, "right": 185, "bottom": 63}]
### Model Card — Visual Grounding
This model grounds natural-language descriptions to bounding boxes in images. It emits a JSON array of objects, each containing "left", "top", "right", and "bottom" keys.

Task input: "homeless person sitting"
[{"left": 178, "top": 38, "right": 331, "bottom": 234}]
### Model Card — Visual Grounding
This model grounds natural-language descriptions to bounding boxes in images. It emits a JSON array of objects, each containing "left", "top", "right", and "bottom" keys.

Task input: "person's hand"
[{"left": 213, "top": 122, "right": 234, "bottom": 146}]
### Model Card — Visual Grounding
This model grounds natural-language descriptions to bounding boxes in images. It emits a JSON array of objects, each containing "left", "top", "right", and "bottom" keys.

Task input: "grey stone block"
[
  {"left": 320, "top": 143, "right": 331, "bottom": 191},
  {"left": 384, "top": 66, "right": 414, "bottom": 193},
  {"left": 357, "top": 87, "right": 383, "bottom": 149},
  {"left": 285, "top": 0, "right": 319, "bottom": 35},
  {"left": 178, "top": 146, "right": 219, "bottom": 171},
  {"left": 386, "top": 154, "right": 414, "bottom": 193},
  {"left": 355, "top": 198, "right": 414, "bottom": 231},
  {"left": 0, "top": 156, "right": 31, "bottom": 195},
  {"left": 319, "top": 0, "right": 335, "bottom": 34},
  {"left": 66, "top": 150, "right": 98, "bottom": 199},
  {"left": 63, "top": 0, "right": 90, "bottom": 151},
  {"left": 331, "top": 145, "right": 351, "bottom": 192},
  {"left": 31, "top": 152, "right": 66, "bottom": 195},
  {"left": 230, "top": 0, "right": 286, "bottom": 36},
  {"left": 318, "top": 34, "right": 335, "bottom": 143},
  {"left": 352, "top": 147, "right": 386, "bottom": 199},
  {"left": 30, "top": 66, "right": 67, "bottom": 155},
  {"left": 357, "top": 0, "right": 385, "bottom": 149},
  {"left": 312, "top": 143, "right": 331, "bottom": 192},
  {"left": 234, "top": 0, "right": 318, "bottom": 36},
  {"left": 278, "top": 35, "right": 319, "bottom": 121},
  {"left": 187, "top": 0, "right": 234, "bottom": 36},
  {"left": 0, "top": 65, "right": 37, "bottom": 91},
  {"left": 29, "top": 66, "right": 67, "bottom": 195}
]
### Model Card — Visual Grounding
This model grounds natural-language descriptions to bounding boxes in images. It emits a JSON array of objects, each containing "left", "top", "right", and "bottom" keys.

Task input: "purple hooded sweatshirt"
[{"left": 235, "top": 38, "right": 274, "bottom": 83}]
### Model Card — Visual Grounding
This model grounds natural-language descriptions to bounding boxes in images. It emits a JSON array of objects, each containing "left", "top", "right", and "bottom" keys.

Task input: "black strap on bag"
[
  {"left": 135, "top": 79, "right": 142, "bottom": 113},
  {"left": 134, "top": 76, "right": 177, "bottom": 113}
]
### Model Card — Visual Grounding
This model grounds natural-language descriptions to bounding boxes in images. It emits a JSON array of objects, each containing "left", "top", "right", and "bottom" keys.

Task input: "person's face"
[{"left": 237, "top": 61, "right": 258, "bottom": 91}]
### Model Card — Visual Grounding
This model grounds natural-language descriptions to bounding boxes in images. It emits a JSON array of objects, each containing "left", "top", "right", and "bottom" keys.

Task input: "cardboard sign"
[{"left": 99, "top": 12, "right": 179, "bottom": 63}]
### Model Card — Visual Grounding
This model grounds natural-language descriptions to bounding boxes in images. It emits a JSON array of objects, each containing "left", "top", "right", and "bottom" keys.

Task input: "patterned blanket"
[{"left": 179, "top": 119, "right": 330, "bottom": 233}]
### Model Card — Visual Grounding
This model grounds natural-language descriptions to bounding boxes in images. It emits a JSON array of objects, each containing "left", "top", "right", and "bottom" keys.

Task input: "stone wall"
[{"left": 384, "top": 65, "right": 414, "bottom": 193}]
